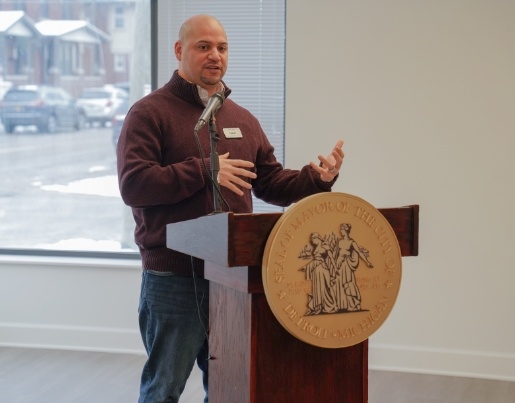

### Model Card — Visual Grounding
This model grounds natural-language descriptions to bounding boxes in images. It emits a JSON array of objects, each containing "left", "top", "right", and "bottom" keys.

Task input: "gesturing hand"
[
  {"left": 218, "top": 152, "right": 257, "bottom": 196},
  {"left": 310, "top": 139, "right": 344, "bottom": 182}
]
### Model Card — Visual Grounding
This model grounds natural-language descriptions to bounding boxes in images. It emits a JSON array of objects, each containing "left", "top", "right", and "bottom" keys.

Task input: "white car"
[{"left": 76, "top": 85, "right": 128, "bottom": 127}]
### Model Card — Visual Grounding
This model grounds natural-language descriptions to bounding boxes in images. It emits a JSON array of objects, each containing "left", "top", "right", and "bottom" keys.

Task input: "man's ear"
[{"left": 174, "top": 41, "right": 182, "bottom": 61}]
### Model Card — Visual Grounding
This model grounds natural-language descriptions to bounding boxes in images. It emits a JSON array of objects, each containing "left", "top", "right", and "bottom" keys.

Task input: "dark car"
[{"left": 0, "top": 85, "right": 86, "bottom": 133}]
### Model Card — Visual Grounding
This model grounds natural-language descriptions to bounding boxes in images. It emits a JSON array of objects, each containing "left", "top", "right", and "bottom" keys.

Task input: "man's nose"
[{"left": 208, "top": 49, "right": 221, "bottom": 61}]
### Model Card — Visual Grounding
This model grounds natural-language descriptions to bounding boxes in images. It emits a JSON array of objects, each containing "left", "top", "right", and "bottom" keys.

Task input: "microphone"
[{"left": 194, "top": 91, "right": 225, "bottom": 132}]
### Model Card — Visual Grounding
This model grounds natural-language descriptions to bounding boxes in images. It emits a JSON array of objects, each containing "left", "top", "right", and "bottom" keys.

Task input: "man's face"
[{"left": 175, "top": 18, "right": 228, "bottom": 94}]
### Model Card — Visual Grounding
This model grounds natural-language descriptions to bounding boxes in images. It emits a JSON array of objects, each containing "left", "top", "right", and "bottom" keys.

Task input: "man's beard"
[{"left": 200, "top": 76, "right": 221, "bottom": 86}]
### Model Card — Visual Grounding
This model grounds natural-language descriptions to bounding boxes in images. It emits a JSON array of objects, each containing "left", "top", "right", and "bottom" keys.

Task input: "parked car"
[
  {"left": 114, "top": 81, "right": 130, "bottom": 95},
  {"left": 76, "top": 85, "right": 128, "bottom": 127},
  {"left": 0, "top": 81, "right": 10, "bottom": 133},
  {"left": 0, "top": 85, "right": 86, "bottom": 133},
  {"left": 111, "top": 97, "right": 131, "bottom": 147},
  {"left": 0, "top": 79, "right": 12, "bottom": 100}
]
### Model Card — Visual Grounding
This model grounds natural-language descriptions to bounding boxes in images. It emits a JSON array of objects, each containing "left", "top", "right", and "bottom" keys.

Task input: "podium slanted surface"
[{"left": 166, "top": 206, "right": 418, "bottom": 266}]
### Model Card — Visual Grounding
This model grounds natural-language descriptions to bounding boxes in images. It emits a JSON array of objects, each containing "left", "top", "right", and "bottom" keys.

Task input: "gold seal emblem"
[{"left": 262, "top": 193, "right": 402, "bottom": 348}]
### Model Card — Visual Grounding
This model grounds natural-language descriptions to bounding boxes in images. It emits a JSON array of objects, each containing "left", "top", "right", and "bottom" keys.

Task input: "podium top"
[{"left": 166, "top": 206, "right": 418, "bottom": 268}]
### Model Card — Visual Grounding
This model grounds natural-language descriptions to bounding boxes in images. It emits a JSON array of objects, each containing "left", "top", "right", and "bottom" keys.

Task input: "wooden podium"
[{"left": 167, "top": 206, "right": 418, "bottom": 403}]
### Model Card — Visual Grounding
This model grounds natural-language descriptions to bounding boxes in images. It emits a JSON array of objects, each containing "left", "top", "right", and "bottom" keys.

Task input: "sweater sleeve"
[
  {"left": 116, "top": 101, "right": 211, "bottom": 208},
  {"left": 252, "top": 130, "right": 335, "bottom": 207}
]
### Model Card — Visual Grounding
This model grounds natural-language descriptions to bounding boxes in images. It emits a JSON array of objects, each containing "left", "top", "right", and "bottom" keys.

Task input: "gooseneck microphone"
[{"left": 194, "top": 91, "right": 225, "bottom": 132}]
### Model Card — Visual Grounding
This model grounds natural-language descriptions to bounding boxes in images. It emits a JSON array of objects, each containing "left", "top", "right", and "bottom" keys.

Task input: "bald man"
[{"left": 117, "top": 14, "right": 343, "bottom": 402}]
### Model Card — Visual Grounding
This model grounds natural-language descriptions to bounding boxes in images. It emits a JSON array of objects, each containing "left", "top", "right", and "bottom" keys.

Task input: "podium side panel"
[
  {"left": 208, "top": 281, "right": 252, "bottom": 403},
  {"left": 204, "top": 262, "right": 263, "bottom": 294}
]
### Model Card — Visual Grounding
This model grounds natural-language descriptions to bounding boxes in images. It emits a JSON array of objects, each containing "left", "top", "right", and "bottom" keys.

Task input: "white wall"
[
  {"left": 1, "top": 0, "right": 514, "bottom": 382},
  {"left": 286, "top": 0, "right": 515, "bottom": 380},
  {"left": 0, "top": 256, "right": 143, "bottom": 354}
]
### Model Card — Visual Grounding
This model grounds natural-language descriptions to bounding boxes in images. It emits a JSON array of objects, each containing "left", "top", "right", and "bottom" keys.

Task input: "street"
[{"left": 0, "top": 126, "right": 137, "bottom": 252}]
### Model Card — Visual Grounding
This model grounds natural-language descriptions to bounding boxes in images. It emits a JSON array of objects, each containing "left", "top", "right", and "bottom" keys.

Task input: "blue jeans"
[{"left": 138, "top": 270, "right": 209, "bottom": 403}]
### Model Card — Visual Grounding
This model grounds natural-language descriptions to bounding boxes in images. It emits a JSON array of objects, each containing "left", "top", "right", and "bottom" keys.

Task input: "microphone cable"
[
  {"left": 191, "top": 256, "right": 212, "bottom": 361},
  {"left": 193, "top": 128, "right": 231, "bottom": 212}
]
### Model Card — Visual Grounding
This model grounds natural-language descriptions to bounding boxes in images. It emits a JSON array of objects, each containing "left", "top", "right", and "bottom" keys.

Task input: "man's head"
[{"left": 175, "top": 15, "right": 228, "bottom": 95}]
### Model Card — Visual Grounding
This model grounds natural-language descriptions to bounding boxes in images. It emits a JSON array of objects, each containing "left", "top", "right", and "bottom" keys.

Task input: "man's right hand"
[{"left": 218, "top": 152, "right": 257, "bottom": 196}]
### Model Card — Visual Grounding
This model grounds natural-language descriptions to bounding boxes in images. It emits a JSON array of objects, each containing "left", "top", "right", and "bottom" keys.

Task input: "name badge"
[{"left": 223, "top": 128, "right": 243, "bottom": 139}]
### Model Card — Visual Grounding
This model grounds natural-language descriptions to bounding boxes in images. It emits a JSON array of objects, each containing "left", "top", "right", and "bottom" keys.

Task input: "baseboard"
[
  {"left": 0, "top": 322, "right": 145, "bottom": 355},
  {"left": 369, "top": 342, "right": 515, "bottom": 382},
  {"left": 2, "top": 323, "right": 513, "bottom": 381}
]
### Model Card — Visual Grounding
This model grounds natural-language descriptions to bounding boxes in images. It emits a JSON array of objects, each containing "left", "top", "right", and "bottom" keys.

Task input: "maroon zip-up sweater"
[{"left": 117, "top": 71, "right": 337, "bottom": 276}]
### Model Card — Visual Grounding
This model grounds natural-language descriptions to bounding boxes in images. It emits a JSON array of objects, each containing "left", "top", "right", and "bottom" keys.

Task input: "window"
[
  {"left": 114, "top": 54, "right": 126, "bottom": 73},
  {"left": 0, "top": 0, "right": 285, "bottom": 255},
  {"left": 114, "top": 5, "right": 125, "bottom": 29}
]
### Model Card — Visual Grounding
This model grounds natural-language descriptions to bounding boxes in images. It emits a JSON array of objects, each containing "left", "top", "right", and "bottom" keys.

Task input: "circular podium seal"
[{"left": 262, "top": 193, "right": 402, "bottom": 348}]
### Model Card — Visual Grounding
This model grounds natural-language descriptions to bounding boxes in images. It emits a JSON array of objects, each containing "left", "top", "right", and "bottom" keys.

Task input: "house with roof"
[
  {"left": 0, "top": 10, "right": 40, "bottom": 83},
  {"left": 35, "top": 19, "right": 111, "bottom": 93},
  {"left": 0, "top": 2, "right": 135, "bottom": 97}
]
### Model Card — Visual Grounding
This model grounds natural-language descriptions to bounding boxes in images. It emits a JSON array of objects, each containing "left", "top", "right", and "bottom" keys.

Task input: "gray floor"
[{"left": 0, "top": 347, "right": 514, "bottom": 402}]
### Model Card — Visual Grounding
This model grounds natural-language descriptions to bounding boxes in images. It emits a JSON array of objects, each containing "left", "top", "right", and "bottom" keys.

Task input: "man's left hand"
[{"left": 310, "top": 139, "right": 344, "bottom": 182}]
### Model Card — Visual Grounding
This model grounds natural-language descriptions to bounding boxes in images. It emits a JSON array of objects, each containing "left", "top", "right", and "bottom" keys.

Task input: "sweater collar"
[
  {"left": 197, "top": 84, "right": 226, "bottom": 106},
  {"left": 166, "top": 70, "right": 232, "bottom": 106}
]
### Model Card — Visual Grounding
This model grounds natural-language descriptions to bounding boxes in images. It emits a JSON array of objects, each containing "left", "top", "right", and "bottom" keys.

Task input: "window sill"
[{"left": 0, "top": 253, "right": 141, "bottom": 270}]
